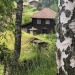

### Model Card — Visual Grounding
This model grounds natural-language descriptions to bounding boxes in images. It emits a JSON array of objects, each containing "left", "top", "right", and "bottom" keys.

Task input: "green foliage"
[
  {"left": 0, "top": 43, "right": 12, "bottom": 63},
  {"left": 19, "top": 44, "right": 37, "bottom": 62},
  {"left": 0, "top": 0, "right": 57, "bottom": 74},
  {"left": 0, "top": 0, "right": 14, "bottom": 32},
  {"left": 22, "top": 6, "right": 38, "bottom": 25},
  {"left": 38, "top": 0, "right": 58, "bottom": 11},
  {"left": 0, "top": 30, "right": 56, "bottom": 75},
  {"left": 0, "top": 0, "right": 13, "bottom": 16},
  {"left": 36, "top": 33, "right": 56, "bottom": 44},
  {"left": 16, "top": 33, "right": 56, "bottom": 75},
  {"left": 22, "top": 15, "right": 32, "bottom": 25},
  {"left": 38, "top": 0, "right": 57, "bottom": 8},
  {"left": 12, "top": 43, "right": 56, "bottom": 75},
  {"left": 20, "top": 33, "right": 56, "bottom": 75},
  {"left": 39, "top": 0, "right": 54, "bottom": 7},
  {"left": 0, "top": 43, "right": 12, "bottom": 75},
  {"left": 51, "top": 4, "right": 58, "bottom": 12},
  {"left": 0, "top": 31, "right": 14, "bottom": 50},
  {"left": 0, "top": 65, "right": 3, "bottom": 75},
  {"left": 0, "top": 0, "right": 14, "bottom": 74}
]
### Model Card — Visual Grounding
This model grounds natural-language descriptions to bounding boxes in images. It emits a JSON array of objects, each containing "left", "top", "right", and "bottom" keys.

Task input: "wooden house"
[
  {"left": 29, "top": 1, "right": 39, "bottom": 7},
  {"left": 22, "top": 8, "right": 57, "bottom": 34}
]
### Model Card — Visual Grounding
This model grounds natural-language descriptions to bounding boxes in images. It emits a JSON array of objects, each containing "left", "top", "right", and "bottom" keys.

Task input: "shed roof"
[{"left": 31, "top": 8, "right": 57, "bottom": 19}]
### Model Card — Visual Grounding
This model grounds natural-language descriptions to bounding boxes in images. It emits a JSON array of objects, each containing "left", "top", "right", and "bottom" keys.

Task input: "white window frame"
[
  {"left": 37, "top": 19, "right": 41, "bottom": 24},
  {"left": 45, "top": 20, "right": 50, "bottom": 24}
]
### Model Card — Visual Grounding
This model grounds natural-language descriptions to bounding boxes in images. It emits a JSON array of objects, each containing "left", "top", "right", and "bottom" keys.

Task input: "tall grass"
[
  {"left": 15, "top": 43, "right": 56, "bottom": 75},
  {"left": 0, "top": 31, "right": 56, "bottom": 75}
]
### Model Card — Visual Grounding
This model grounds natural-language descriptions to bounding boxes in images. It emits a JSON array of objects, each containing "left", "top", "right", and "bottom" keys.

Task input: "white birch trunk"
[{"left": 56, "top": 0, "right": 75, "bottom": 75}]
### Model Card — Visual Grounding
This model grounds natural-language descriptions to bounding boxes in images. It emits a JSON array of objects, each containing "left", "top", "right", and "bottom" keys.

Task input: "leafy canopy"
[{"left": 0, "top": 0, "right": 14, "bottom": 32}]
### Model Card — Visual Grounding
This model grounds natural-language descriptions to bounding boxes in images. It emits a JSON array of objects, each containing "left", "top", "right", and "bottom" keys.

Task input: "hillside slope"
[{"left": 0, "top": 30, "right": 56, "bottom": 75}]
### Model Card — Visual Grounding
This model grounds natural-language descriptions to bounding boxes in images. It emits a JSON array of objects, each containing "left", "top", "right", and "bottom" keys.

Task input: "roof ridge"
[{"left": 31, "top": 8, "right": 57, "bottom": 19}]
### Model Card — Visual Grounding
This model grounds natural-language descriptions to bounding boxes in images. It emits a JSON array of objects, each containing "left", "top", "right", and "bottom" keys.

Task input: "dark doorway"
[{"left": 42, "top": 28, "right": 47, "bottom": 34}]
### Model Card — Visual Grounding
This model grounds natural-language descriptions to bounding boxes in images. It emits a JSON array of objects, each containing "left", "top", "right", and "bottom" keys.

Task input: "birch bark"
[{"left": 56, "top": 0, "right": 75, "bottom": 75}]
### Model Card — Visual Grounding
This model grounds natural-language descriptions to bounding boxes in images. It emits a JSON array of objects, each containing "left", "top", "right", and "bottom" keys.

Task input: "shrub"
[{"left": 22, "top": 15, "right": 32, "bottom": 25}]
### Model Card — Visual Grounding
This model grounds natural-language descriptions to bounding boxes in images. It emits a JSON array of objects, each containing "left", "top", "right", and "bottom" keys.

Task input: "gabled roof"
[{"left": 31, "top": 8, "right": 57, "bottom": 19}]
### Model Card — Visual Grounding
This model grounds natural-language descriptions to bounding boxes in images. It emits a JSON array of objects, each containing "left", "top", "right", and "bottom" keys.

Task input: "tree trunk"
[
  {"left": 8, "top": 0, "right": 23, "bottom": 75},
  {"left": 56, "top": 0, "right": 75, "bottom": 75}
]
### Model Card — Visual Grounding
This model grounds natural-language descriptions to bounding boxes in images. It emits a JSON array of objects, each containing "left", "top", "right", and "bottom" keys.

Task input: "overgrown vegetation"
[
  {"left": 0, "top": 31, "right": 56, "bottom": 75},
  {"left": 0, "top": 1, "right": 57, "bottom": 75},
  {"left": 22, "top": 6, "right": 38, "bottom": 25}
]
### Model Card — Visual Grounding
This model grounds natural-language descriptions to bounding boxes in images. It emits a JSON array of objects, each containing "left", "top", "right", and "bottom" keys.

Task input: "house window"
[
  {"left": 45, "top": 20, "right": 50, "bottom": 24},
  {"left": 37, "top": 19, "right": 41, "bottom": 24}
]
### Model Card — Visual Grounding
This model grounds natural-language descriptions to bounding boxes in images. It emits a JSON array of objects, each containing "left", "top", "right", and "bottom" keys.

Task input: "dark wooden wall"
[
  {"left": 22, "top": 18, "right": 55, "bottom": 34},
  {"left": 32, "top": 18, "right": 55, "bottom": 33}
]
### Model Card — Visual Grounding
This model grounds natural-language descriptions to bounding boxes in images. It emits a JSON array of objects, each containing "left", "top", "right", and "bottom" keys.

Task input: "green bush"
[
  {"left": 22, "top": 15, "right": 32, "bottom": 25},
  {"left": 22, "top": 6, "right": 38, "bottom": 25},
  {"left": 51, "top": 3, "right": 58, "bottom": 12}
]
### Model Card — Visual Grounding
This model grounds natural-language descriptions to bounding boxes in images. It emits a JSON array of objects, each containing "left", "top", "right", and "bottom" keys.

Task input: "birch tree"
[
  {"left": 8, "top": 0, "right": 23, "bottom": 75},
  {"left": 56, "top": 0, "right": 75, "bottom": 75}
]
